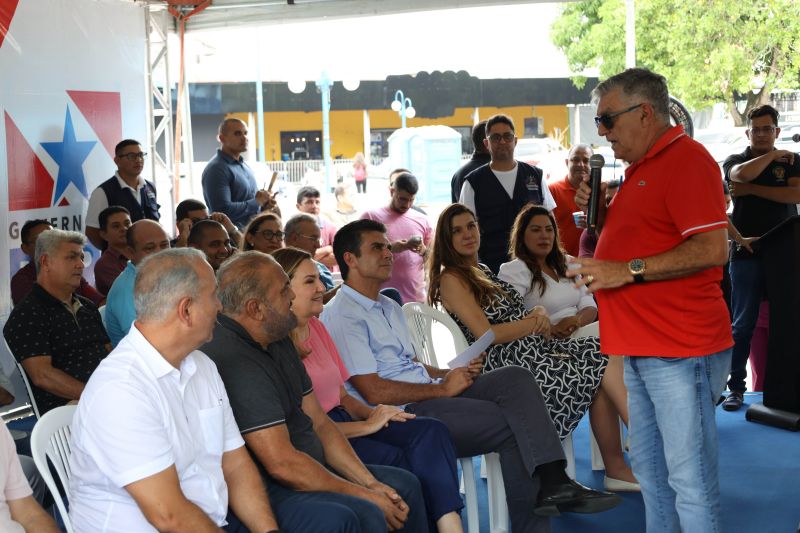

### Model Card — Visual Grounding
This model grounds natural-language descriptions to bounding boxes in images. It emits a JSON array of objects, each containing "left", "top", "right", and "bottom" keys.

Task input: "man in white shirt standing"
[
  {"left": 69, "top": 248, "right": 279, "bottom": 533},
  {"left": 459, "top": 114, "right": 557, "bottom": 273}
]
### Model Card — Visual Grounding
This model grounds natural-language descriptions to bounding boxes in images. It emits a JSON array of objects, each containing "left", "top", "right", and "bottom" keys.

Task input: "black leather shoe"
[
  {"left": 722, "top": 391, "right": 744, "bottom": 411},
  {"left": 535, "top": 479, "right": 622, "bottom": 517}
]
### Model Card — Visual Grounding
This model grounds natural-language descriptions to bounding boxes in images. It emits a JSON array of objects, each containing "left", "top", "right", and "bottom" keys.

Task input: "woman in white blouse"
[{"left": 499, "top": 204, "right": 638, "bottom": 492}]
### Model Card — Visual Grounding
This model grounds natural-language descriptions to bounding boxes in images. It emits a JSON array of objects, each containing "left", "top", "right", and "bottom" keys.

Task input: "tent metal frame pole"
[{"left": 144, "top": 6, "right": 176, "bottom": 229}]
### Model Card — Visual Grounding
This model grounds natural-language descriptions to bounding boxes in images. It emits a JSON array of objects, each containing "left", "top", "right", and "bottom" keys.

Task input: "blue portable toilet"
[{"left": 387, "top": 126, "right": 462, "bottom": 203}]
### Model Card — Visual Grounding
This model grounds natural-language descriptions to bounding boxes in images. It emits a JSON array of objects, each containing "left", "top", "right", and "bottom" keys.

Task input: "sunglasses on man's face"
[{"left": 594, "top": 104, "right": 643, "bottom": 130}]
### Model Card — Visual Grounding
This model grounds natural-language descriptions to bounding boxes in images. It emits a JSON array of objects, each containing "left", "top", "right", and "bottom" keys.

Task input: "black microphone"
[
  {"left": 792, "top": 133, "right": 800, "bottom": 143},
  {"left": 587, "top": 154, "right": 605, "bottom": 234}
]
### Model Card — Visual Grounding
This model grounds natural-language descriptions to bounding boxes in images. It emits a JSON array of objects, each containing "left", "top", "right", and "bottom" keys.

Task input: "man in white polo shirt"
[{"left": 69, "top": 248, "right": 279, "bottom": 533}]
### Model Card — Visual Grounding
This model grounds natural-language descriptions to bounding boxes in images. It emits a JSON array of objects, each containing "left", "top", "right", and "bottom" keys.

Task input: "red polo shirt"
[
  {"left": 594, "top": 125, "right": 733, "bottom": 357},
  {"left": 549, "top": 176, "right": 583, "bottom": 256}
]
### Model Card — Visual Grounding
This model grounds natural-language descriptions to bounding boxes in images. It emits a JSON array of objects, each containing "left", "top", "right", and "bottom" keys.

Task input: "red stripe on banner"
[
  {"left": 0, "top": 0, "right": 20, "bottom": 50},
  {"left": 67, "top": 90, "right": 122, "bottom": 158},
  {"left": 5, "top": 112, "right": 55, "bottom": 211}
]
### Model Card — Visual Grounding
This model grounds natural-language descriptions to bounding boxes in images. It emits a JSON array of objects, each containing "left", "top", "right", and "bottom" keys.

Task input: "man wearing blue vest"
[
  {"left": 458, "top": 114, "right": 557, "bottom": 273},
  {"left": 85, "top": 139, "right": 160, "bottom": 249}
]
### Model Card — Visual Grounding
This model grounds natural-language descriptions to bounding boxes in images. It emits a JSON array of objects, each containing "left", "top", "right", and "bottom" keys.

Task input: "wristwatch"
[{"left": 628, "top": 258, "right": 646, "bottom": 283}]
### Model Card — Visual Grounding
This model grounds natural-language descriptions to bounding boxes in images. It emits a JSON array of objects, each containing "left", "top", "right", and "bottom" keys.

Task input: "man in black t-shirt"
[
  {"left": 3, "top": 229, "right": 109, "bottom": 416},
  {"left": 201, "top": 252, "right": 426, "bottom": 533},
  {"left": 721, "top": 104, "right": 800, "bottom": 411},
  {"left": 450, "top": 121, "right": 490, "bottom": 203}
]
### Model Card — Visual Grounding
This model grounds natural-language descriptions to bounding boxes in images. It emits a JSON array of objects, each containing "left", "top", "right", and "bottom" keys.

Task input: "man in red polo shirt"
[
  {"left": 571, "top": 68, "right": 732, "bottom": 533},
  {"left": 549, "top": 144, "right": 592, "bottom": 256}
]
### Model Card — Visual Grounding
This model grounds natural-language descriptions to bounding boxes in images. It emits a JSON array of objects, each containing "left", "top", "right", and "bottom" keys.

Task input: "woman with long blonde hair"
[{"left": 353, "top": 152, "right": 368, "bottom": 194}]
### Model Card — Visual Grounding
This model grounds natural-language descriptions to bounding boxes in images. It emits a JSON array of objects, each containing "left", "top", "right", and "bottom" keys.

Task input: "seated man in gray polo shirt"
[{"left": 201, "top": 251, "right": 427, "bottom": 533}]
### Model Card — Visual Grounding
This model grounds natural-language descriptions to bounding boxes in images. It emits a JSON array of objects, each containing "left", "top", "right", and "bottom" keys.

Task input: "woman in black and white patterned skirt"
[{"left": 427, "top": 203, "right": 638, "bottom": 492}]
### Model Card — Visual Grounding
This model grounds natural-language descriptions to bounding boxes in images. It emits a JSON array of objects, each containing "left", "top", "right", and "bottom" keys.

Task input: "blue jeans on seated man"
[
  {"left": 327, "top": 407, "right": 463, "bottom": 524},
  {"left": 230, "top": 464, "right": 427, "bottom": 533},
  {"left": 728, "top": 257, "right": 766, "bottom": 393},
  {"left": 624, "top": 349, "right": 731, "bottom": 533}
]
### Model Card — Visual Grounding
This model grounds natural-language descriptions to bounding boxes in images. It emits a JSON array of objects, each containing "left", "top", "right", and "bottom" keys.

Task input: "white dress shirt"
[
  {"left": 69, "top": 324, "right": 244, "bottom": 532},
  {"left": 498, "top": 257, "right": 596, "bottom": 322}
]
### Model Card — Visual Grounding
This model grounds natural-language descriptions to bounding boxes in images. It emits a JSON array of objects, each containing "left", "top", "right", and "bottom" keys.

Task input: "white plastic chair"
[
  {"left": 98, "top": 304, "right": 107, "bottom": 328},
  {"left": 403, "top": 303, "right": 520, "bottom": 533},
  {"left": 2, "top": 335, "right": 41, "bottom": 419},
  {"left": 30, "top": 404, "right": 77, "bottom": 533},
  {"left": 15, "top": 361, "right": 41, "bottom": 419}
]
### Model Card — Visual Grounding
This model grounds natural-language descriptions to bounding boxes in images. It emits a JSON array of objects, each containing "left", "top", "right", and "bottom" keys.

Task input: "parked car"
[
  {"left": 775, "top": 124, "right": 800, "bottom": 152},
  {"left": 593, "top": 146, "right": 626, "bottom": 183},
  {"left": 514, "top": 137, "right": 568, "bottom": 182},
  {"left": 695, "top": 128, "right": 748, "bottom": 164}
]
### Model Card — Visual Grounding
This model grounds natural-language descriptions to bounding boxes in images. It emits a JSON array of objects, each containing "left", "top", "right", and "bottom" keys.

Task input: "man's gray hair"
[
  {"left": 134, "top": 248, "right": 205, "bottom": 322},
  {"left": 216, "top": 251, "right": 276, "bottom": 316},
  {"left": 568, "top": 144, "right": 594, "bottom": 157},
  {"left": 284, "top": 213, "right": 316, "bottom": 237},
  {"left": 592, "top": 68, "right": 671, "bottom": 124},
  {"left": 34, "top": 229, "right": 85, "bottom": 273}
]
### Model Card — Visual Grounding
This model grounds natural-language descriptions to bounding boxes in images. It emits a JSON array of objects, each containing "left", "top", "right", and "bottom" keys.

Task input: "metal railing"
[{"left": 258, "top": 158, "right": 356, "bottom": 184}]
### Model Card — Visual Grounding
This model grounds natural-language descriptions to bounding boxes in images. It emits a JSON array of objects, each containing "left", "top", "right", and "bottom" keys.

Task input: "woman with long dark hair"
[
  {"left": 428, "top": 203, "right": 637, "bottom": 491},
  {"left": 498, "top": 204, "right": 636, "bottom": 491}
]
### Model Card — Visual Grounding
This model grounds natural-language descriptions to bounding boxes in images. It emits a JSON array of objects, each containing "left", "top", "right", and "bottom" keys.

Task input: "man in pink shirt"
[
  {"left": 361, "top": 173, "right": 432, "bottom": 304},
  {"left": 1, "top": 423, "right": 60, "bottom": 532}
]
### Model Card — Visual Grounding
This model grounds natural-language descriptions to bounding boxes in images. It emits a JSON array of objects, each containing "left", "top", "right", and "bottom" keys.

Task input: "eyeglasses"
[
  {"left": 297, "top": 233, "right": 321, "bottom": 243},
  {"left": 487, "top": 132, "right": 515, "bottom": 143},
  {"left": 117, "top": 152, "right": 148, "bottom": 161},
  {"left": 257, "top": 229, "right": 284, "bottom": 241},
  {"left": 749, "top": 126, "right": 776, "bottom": 136},
  {"left": 594, "top": 104, "right": 643, "bottom": 129}
]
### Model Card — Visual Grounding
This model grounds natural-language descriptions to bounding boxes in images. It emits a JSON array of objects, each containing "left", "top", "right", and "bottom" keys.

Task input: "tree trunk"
[{"left": 730, "top": 86, "right": 773, "bottom": 126}]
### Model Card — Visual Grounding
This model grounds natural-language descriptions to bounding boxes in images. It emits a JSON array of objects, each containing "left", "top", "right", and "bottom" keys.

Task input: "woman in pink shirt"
[{"left": 272, "top": 247, "right": 464, "bottom": 533}]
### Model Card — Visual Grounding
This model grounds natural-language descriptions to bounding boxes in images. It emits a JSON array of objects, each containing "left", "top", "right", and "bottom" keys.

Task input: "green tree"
[{"left": 551, "top": 0, "right": 800, "bottom": 125}]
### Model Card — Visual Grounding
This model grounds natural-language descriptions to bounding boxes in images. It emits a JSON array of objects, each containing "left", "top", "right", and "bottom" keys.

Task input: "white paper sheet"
[{"left": 447, "top": 329, "right": 495, "bottom": 369}]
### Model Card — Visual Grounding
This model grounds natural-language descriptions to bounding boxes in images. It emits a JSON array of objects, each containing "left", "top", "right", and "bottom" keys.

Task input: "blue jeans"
[
  {"left": 624, "top": 349, "right": 731, "bottom": 533},
  {"left": 265, "top": 464, "right": 427, "bottom": 533},
  {"left": 328, "top": 408, "right": 463, "bottom": 522},
  {"left": 728, "top": 258, "right": 766, "bottom": 392}
]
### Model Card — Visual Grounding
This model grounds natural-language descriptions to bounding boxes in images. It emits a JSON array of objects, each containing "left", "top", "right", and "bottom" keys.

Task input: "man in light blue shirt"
[
  {"left": 105, "top": 220, "right": 170, "bottom": 346},
  {"left": 321, "top": 219, "right": 620, "bottom": 533}
]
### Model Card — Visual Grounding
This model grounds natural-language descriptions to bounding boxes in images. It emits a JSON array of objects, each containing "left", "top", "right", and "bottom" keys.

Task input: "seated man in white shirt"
[
  {"left": 69, "top": 248, "right": 279, "bottom": 533},
  {"left": 1, "top": 422, "right": 60, "bottom": 533}
]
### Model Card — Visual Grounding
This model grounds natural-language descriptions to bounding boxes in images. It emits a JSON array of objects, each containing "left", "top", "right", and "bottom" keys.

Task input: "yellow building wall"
[{"left": 228, "top": 104, "right": 569, "bottom": 160}]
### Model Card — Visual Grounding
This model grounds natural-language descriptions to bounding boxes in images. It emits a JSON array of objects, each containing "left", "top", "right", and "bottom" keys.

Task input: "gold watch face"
[{"left": 629, "top": 258, "right": 645, "bottom": 274}]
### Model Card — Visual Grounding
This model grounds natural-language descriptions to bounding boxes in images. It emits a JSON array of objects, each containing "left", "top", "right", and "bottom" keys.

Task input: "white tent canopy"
[{"left": 163, "top": 0, "right": 558, "bottom": 33}]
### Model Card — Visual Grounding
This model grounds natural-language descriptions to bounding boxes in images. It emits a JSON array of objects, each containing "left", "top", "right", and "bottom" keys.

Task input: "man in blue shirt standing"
[{"left": 202, "top": 118, "right": 279, "bottom": 229}]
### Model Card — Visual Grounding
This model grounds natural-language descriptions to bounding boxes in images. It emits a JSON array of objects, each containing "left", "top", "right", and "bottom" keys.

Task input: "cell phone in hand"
[{"left": 407, "top": 235, "right": 422, "bottom": 246}]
